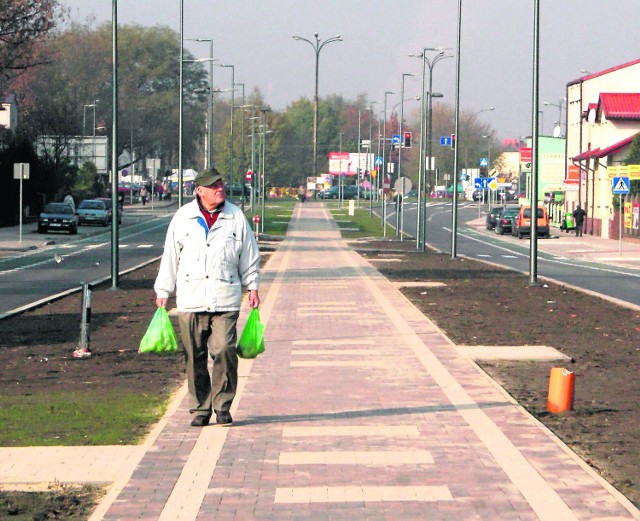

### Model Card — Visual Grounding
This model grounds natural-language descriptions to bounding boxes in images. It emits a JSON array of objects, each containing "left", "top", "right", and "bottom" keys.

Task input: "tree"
[
  {"left": 0, "top": 0, "right": 64, "bottom": 89},
  {"left": 9, "top": 21, "right": 208, "bottom": 181}
]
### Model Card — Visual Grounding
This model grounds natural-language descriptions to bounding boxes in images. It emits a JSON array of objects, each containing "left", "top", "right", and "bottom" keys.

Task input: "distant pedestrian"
[
  {"left": 572, "top": 205, "right": 586, "bottom": 237},
  {"left": 63, "top": 194, "right": 75, "bottom": 213},
  {"left": 297, "top": 185, "right": 307, "bottom": 203},
  {"left": 154, "top": 168, "right": 261, "bottom": 428},
  {"left": 140, "top": 186, "right": 148, "bottom": 205}
]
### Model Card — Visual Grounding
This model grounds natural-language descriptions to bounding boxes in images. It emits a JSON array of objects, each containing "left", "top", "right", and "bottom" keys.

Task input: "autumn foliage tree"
[{"left": 0, "top": 0, "right": 64, "bottom": 89}]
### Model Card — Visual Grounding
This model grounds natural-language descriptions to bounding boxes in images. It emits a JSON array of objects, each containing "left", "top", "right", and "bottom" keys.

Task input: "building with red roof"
[{"left": 566, "top": 58, "right": 640, "bottom": 239}]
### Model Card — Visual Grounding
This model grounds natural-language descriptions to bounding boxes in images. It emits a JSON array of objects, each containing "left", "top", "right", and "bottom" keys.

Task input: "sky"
[{"left": 60, "top": 0, "right": 640, "bottom": 142}]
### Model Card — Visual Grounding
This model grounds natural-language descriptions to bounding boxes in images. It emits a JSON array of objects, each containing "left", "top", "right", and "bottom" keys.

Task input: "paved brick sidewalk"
[{"left": 92, "top": 202, "right": 638, "bottom": 520}]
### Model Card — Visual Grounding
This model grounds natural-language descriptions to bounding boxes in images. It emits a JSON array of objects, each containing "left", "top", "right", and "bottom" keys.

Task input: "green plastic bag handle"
[
  {"left": 237, "top": 308, "right": 265, "bottom": 359},
  {"left": 139, "top": 307, "right": 179, "bottom": 355}
]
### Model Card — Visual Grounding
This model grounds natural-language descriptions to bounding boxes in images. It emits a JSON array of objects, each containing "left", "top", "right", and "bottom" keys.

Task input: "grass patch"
[
  {"left": 329, "top": 202, "right": 394, "bottom": 238},
  {"left": 245, "top": 198, "right": 296, "bottom": 236},
  {"left": 0, "top": 387, "right": 175, "bottom": 446}
]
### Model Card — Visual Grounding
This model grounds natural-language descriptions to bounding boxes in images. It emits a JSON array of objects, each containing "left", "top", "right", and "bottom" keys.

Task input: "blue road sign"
[
  {"left": 474, "top": 177, "right": 496, "bottom": 190},
  {"left": 374, "top": 157, "right": 383, "bottom": 166},
  {"left": 392, "top": 134, "right": 401, "bottom": 145},
  {"left": 474, "top": 178, "right": 490, "bottom": 190},
  {"left": 479, "top": 157, "right": 489, "bottom": 167},
  {"left": 612, "top": 176, "right": 630, "bottom": 194},
  {"left": 440, "top": 136, "right": 452, "bottom": 146}
]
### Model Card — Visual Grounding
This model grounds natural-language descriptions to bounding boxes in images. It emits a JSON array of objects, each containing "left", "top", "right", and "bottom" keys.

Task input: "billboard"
[{"left": 328, "top": 152, "right": 375, "bottom": 176}]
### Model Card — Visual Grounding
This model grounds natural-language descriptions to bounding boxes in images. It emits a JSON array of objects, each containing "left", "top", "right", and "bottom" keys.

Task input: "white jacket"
[{"left": 154, "top": 199, "right": 260, "bottom": 312}]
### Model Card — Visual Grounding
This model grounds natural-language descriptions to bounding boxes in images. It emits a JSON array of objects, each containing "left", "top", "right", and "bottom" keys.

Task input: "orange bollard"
[{"left": 547, "top": 367, "right": 575, "bottom": 413}]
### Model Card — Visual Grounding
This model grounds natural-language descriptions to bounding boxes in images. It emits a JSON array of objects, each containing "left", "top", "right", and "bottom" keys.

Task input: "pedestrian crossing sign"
[{"left": 612, "top": 176, "right": 630, "bottom": 194}]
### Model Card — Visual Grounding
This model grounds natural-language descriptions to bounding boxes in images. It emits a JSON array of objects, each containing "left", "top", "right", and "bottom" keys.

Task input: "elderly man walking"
[{"left": 154, "top": 168, "right": 261, "bottom": 427}]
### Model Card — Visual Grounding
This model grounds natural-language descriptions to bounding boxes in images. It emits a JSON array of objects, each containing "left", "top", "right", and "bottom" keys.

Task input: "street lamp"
[
  {"left": 543, "top": 98, "right": 565, "bottom": 136},
  {"left": 397, "top": 72, "right": 416, "bottom": 238},
  {"left": 367, "top": 101, "right": 380, "bottom": 216},
  {"left": 110, "top": 0, "right": 119, "bottom": 288},
  {"left": 186, "top": 38, "right": 214, "bottom": 169},
  {"left": 259, "top": 107, "right": 271, "bottom": 232},
  {"left": 410, "top": 48, "right": 452, "bottom": 251},
  {"left": 381, "top": 91, "right": 394, "bottom": 234},
  {"left": 83, "top": 100, "right": 98, "bottom": 166},
  {"left": 215, "top": 64, "right": 236, "bottom": 195},
  {"left": 234, "top": 82, "right": 246, "bottom": 210},
  {"left": 292, "top": 32, "right": 342, "bottom": 179}
]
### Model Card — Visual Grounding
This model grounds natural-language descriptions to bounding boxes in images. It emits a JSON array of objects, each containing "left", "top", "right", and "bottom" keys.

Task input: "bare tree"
[{"left": 0, "top": 0, "right": 63, "bottom": 85}]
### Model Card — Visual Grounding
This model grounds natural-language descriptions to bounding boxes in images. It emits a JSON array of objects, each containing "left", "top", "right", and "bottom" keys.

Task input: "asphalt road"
[
  {"left": 385, "top": 199, "right": 640, "bottom": 308},
  {"left": 0, "top": 213, "right": 170, "bottom": 318}
]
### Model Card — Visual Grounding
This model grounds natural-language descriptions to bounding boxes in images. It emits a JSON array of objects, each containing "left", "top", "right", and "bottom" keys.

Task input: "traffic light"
[
  {"left": 479, "top": 166, "right": 486, "bottom": 176},
  {"left": 450, "top": 133, "right": 456, "bottom": 150},
  {"left": 404, "top": 131, "right": 412, "bottom": 148}
]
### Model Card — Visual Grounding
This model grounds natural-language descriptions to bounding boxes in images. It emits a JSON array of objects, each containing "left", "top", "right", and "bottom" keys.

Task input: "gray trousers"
[{"left": 178, "top": 311, "right": 239, "bottom": 418}]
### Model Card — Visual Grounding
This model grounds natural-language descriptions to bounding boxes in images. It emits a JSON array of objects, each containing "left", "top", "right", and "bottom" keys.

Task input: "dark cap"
[{"left": 194, "top": 168, "right": 224, "bottom": 187}]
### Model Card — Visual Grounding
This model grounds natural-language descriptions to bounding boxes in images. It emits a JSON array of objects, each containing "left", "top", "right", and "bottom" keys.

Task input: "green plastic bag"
[
  {"left": 236, "top": 308, "right": 265, "bottom": 359},
  {"left": 139, "top": 307, "right": 179, "bottom": 355}
]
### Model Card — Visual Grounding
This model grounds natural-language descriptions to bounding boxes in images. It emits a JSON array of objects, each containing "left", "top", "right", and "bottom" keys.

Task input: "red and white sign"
[
  {"left": 519, "top": 147, "right": 532, "bottom": 163},
  {"left": 382, "top": 179, "right": 391, "bottom": 195},
  {"left": 563, "top": 179, "right": 579, "bottom": 191},
  {"left": 253, "top": 215, "right": 260, "bottom": 223},
  {"left": 246, "top": 170, "right": 252, "bottom": 181}
]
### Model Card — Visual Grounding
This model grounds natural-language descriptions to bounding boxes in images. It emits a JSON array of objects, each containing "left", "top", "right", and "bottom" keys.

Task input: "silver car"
[{"left": 77, "top": 199, "right": 110, "bottom": 226}]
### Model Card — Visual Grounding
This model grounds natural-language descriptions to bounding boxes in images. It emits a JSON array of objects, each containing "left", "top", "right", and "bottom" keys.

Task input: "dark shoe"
[
  {"left": 215, "top": 411, "right": 233, "bottom": 426},
  {"left": 190, "top": 415, "right": 210, "bottom": 427}
]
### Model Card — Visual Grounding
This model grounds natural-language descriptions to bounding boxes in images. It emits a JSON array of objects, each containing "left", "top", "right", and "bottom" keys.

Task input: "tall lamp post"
[
  {"left": 529, "top": 0, "right": 541, "bottom": 285},
  {"left": 410, "top": 48, "right": 452, "bottom": 251},
  {"left": 292, "top": 32, "right": 342, "bottom": 179},
  {"left": 234, "top": 83, "right": 246, "bottom": 210},
  {"left": 381, "top": 90, "right": 394, "bottom": 233},
  {"left": 83, "top": 100, "right": 98, "bottom": 166},
  {"left": 110, "top": 0, "right": 119, "bottom": 288},
  {"left": 186, "top": 38, "right": 214, "bottom": 169},
  {"left": 396, "top": 73, "right": 415, "bottom": 237},
  {"left": 216, "top": 64, "right": 235, "bottom": 194},
  {"left": 178, "top": 0, "right": 184, "bottom": 207},
  {"left": 451, "top": 0, "right": 462, "bottom": 258}
]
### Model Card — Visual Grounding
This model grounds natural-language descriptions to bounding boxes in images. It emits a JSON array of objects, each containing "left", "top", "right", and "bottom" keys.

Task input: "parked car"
[
  {"left": 359, "top": 187, "right": 375, "bottom": 200},
  {"left": 77, "top": 199, "right": 110, "bottom": 226},
  {"left": 485, "top": 206, "right": 504, "bottom": 230},
  {"left": 319, "top": 185, "right": 360, "bottom": 200},
  {"left": 498, "top": 190, "right": 518, "bottom": 202},
  {"left": 494, "top": 206, "right": 520, "bottom": 235},
  {"left": 512, "top": 205, "right": 550, "bottom": 239},
  {"left": 37, "top": 203, "right": 78, "bottom": 235},
  {"left": 95, "top": 197, "right": 122, "bottom": 224},
  {"left": 472, "top": 189, "right": 489, "bottom": 202}
]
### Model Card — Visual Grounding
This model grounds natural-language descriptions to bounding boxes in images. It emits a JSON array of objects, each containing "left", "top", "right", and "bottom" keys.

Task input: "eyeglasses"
[{"left": 207, "top": 181, "right": 225, "bottom": 191}]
